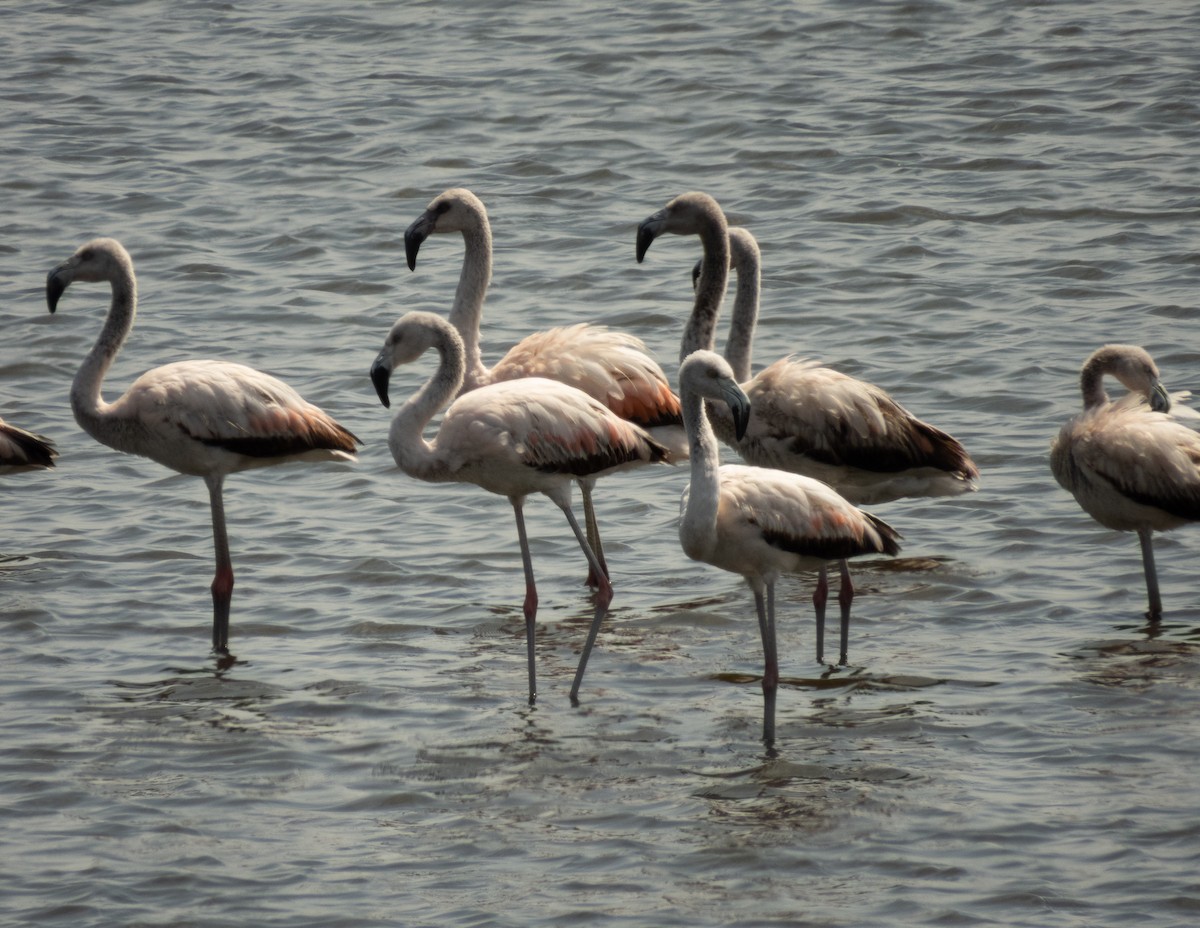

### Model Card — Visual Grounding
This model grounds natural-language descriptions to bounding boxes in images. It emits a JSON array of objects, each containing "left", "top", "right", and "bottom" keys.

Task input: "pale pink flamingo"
[
  {"left": 677, "top": 350, "right": 900, "bottom": 743},
  {"left": 639, "top": 192, "right": 975, "bottom": 662},
  {"left": 370, "top": 310, "right": 670, "bottom": 703},
  {"left": 0, "top": 418, "right": 57, "bottom": 474},
  {"left": 1051, "top": 344, "right": 1200, "bottom": 618},
  {"left": 405, "top": 187, "right": 685, "bottom": 586},
  {"left": 46, "top": 238, "right": 360, "bottom": 653}
]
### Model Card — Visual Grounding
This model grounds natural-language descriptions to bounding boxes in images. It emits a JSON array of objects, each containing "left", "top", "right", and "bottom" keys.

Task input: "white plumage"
[
  {"left": 677, "top": 350, "right": 900, "bottom": 744},
  {"left": 47, "top": 237, "right": 360, "bottom": 653},
  {"left": 0, "top": 417, "right": 57, "bottom": 474},
  {"left": 1050, "top": 344, "right": 1200, "bottom": 617},
  {"left": 370, "top": 310, "right": 670, "bottom": 703},
  {"left": 406, "top": 187, "right": 685, "bottom": 585}
]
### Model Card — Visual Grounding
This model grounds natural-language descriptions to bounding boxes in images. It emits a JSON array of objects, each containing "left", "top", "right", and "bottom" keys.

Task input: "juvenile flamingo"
[
  {"left": 405, "top": 187, "right": 685, "bottom": 585},
  {"left": 46, "top": 238, "right": 360, "bottom": 653},
  {"left": 677, "top": 350, "right": 900, "bottom": 743},
  {"left": 370, "top": 310, "right": 670, "bottom": 703},
  {"left": 0, "top": 418, "right": 57, "bottom": 474},
  {"left": 1050, "top": 344, "right": 1200, "bottom": 618},
  {"left": 639, "top": 192, "right": 974, "bottom": 662}
]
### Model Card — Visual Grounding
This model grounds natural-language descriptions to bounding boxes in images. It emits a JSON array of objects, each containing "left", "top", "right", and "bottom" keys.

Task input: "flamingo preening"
[{"left": 1051, "top": 344, "right": 1200, "bottom": 618}]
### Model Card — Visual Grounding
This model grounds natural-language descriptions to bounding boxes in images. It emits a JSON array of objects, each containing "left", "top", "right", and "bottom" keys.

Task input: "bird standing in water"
[
  {"left": 47, "top": 238, "right": 360, "bottom": 653},
  {"left": 1051, "top": 343, "right": 1200, "bottom": 618}
]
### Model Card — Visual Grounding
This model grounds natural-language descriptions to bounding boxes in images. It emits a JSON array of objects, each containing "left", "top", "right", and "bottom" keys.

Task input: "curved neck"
[
  {"left": 447, "top": 221, "right": 492, "bottom": 391},
  {"left": 1079, "top": 353, "right": 1114, "bottom": 410},
  {"left": 389, "top": 327, "right": 465, "bottom": 483},
  {"left": 680, "top": 219, "right": 730, "bottom": 363},
  {"left": 71, "top": 254, "right": 137, "bottom": 433},
  {"left": 679, "top": 385, "right": 722, "bottom": 560},
  {"left": 724, "top": 231, "right": 760, "bottom": 383}
]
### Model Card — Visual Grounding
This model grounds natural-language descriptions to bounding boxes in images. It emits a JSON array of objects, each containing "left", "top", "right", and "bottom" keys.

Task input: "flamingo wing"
[
  {"left": 113, "top": 360, "right": 360, "bottom": 460},
  {"left": 744, "top": 358, "right": 976, "bottom": 477},
  {"left": 439, "top": 378, "right": 669, "bottom": 480},
  {"left": 719, "top": 464, "right": 901, "bottom": 559},
  {"left": 492, "top": 324, "right": 682, "bottom": 430},
  {"left": 1054, "top": 405, "right": 1200, "bottom": 524},
  {"left": 0, "top": 419, "right": 57, "bottom": 471}
]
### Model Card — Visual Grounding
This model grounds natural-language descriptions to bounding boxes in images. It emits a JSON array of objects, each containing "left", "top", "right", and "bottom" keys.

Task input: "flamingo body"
[
  {"left": 490, "top": 323, "right": 684, "bottom": 436},
  {"left": 370, "top": 310, "right": 670, "bottom": 703},
  {"left": 85, "top": 358, "right": 356, "bottom": 477},
  {"left": 677, "top": 350, "right": 900, "bottom": 743},
  {"left": 1051, "top": 344, "right": 1200, "bottom": 616},
  {"left": 46, "top": 238, "right": 360, "bottom": 652},
  {"left": 735, "top": 357, "right": 977, "bottom": 505}
]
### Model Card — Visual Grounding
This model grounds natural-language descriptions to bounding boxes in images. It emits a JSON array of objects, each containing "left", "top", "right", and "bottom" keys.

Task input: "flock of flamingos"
[{"left": 4, "top": 188, "right": 1198, "bottom": 742}]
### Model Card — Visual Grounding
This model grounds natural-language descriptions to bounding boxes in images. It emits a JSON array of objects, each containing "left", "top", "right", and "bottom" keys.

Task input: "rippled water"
[{"left": 3, "top": 1, "right": 1200, "bottom": 925}]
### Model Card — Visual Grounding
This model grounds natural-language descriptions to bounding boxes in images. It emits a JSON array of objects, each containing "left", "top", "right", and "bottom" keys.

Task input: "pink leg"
[
  {"left": 813, "top": 566, "right": 829, "bottom": 664},
  {"left": 510, "top": 497, "right": 539, "bottom": 703},
  {"left": 206, "top": 475, "right": 234, "bottom": 653}
]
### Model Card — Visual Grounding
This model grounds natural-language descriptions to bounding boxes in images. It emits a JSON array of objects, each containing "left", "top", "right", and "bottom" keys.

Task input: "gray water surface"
[{"left": 3, "top": 2, "right": 1199, "bottom": 926}]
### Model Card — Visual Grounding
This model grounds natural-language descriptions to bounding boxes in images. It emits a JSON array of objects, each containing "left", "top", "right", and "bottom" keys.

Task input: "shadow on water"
[
  {"left": 689, "top": 755, "right": 912, "bottom": 831},
  {"left": 104, "top": 653, "right": 293, "bottom": 732},
  {"left": 1066, "top": 613, "right": 1200, "bottom": 691}
]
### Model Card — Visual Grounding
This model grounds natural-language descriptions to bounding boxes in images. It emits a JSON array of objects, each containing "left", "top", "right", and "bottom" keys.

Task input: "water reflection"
[{"left": 692, "top": 756, "right": 911, "bottom": 831}]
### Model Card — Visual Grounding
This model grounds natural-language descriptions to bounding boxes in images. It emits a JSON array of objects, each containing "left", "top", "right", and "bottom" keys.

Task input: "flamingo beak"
[
  {"left": 46, "top": 265, "right": 71, "bottom": 314},
  {"left": 404, "top": 212, "right": 436, "bottom": 271},
  {"left": 1150, "top": 381, "right": 1171, "bottom": 413},
  {"left": 636, "top": 211, "right": 667, "bottom": 263},
  {"left": 723, "top": 380, "right": 751, "bottom": 441},
  {"left": 370, "top": 354, "right": 393, "bottom": 408}
]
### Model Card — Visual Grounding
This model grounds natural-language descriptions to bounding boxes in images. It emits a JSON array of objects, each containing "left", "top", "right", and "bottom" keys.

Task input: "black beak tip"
[
  {"left": 370, "top": 362, "right": 392, "bottom": 408},
  {"left": 46, "top": 274, "right": 65, "bottom": 314},
  {"left": 404, "top": 222, "right": 428, "bottom": 272},
  {"left": 733, "top": 399, "right": 751, "bottom": 442},
  {"left": 635, "top": 230, "right": 652, "bottom": 264}
]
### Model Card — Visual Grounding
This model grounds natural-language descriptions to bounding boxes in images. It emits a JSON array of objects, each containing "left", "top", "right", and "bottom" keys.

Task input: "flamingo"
[
  {"left": 1050, "top": 344, "right": 1200, "bottom": 618},
  {"left": 677, "top": 350, "right": 900, "bottom": 743},
  {"left": 0, "top": 418, "right": 57, "bottom": 474},
  {"left": 405, "top": 187, "right": 685, "bottom": 586},
  {"left": 638, "top": 192, "right": 975, "bottom": 662},
  {"left": 370, "top": 310, "right": 670, "bottom": 703},
  {"left": 46, "top": 238, "right": 361, "bottom": 653}
]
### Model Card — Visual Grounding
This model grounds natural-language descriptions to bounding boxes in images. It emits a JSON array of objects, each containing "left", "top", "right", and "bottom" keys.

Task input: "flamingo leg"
[
  {"left": 837, "top": 558, "right": 854, "bottom": 666},
  {"left": 510, "top": 496, "right": 539, "bottom": 703},
  {"left": 813, "top": 565, "right": 829, "bottom": 664},
  {"left": 558, "top": 500, "right": 613, "bottom": 704},
  {"left": 753, "top": 582, "right": 778, "bottom": 745},
  {"left": 206, "top": 475, "right": 234, "bottom": 654},
  {"left": 579, "top": 478, "right": 609, "bottom": 588},
  {"left": 1137, "top": 528, "right": 1163, "bottom": 618}
]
